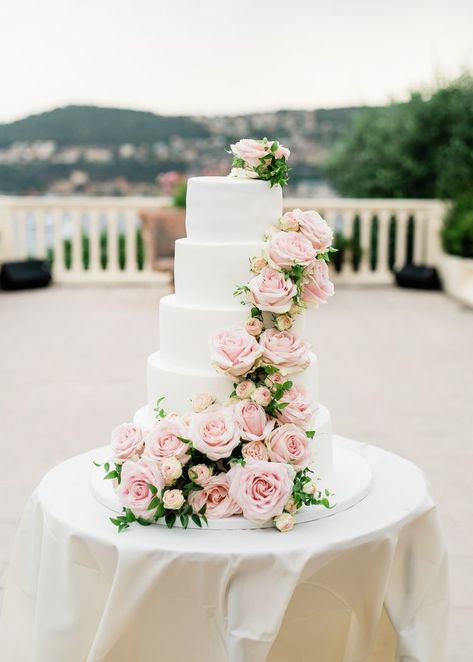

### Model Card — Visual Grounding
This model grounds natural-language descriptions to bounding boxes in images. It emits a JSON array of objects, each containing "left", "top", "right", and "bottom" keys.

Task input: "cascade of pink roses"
[{"left": 98, "top": 140, "right": 335, "bottom": 533}]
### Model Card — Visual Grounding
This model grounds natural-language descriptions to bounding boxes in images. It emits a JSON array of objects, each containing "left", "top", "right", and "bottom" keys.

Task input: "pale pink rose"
[
  {"left": 229, "top": 167, "right": 260, "bottom": 179},
  {"left": 228, "top": 460, "right": 295, "bottom": 524},
  {"left": 259, "top": 328, "right": 310, "bottom": 374},
  {"left": 303, "top": 261, "right": 335, "bottom": 305},
  {"left": 144, "top": 418, "right": 191, "bottom": 465},
  {"left": 188, "top": 463, "right": 213, "bottom": 486},
  {"left": 115, "top": 458, "right": 164, "bottom": 520},
  {"left": 242, "top": 440, "right": 270, "bottom": 461},
  {"left": 266, "top": 423, "right": 314, "bottom": 469},
  {"left": 210, "top": 327, "right": 263, "bottom": 378},
  {"left": 275, "top": 314, "right": 293, "bottom": 331},
  {"left": 251, "top": 386, "right": 272, "bottom": 407},
  {"left": 235, "top": 400, "right": 275, "bottom": 442},
  {"left": 245, "top": 317, "right": 264, "bottom": 337},
  {"left": 231, "top": 139, "right": 270, "bottom": 167},
  {"left": 250, "top": 256, "right": 267, "bottom": 274},
  {"left": 289, "top": 302, "right": 304, "bottom": 316},
  {"left": 188, "top": 473, "right": 242, "bottom": 519},
  {"left": 284, "top": 496, "right": 298, "bottom": 515},
  {"left": 248, "top": 267, "right": 297, "bottom": 314},
  {"left": 192, "top": 392, "right": 216, "bottom": 413},
  {"left": 303, "top": 480, "right": 317, "bottom": 495},
  {"left": 236, "top": 380, "right": 256, "bottom": 399},
  {"left": 276, "top": 384, "right": 315, "bottom": 429},
  {"left": 111, "top": 423, "right": 144, "bottom": 462},
  {"left": 274, "top": 144, "right": 290, "bottom": 160},
  {"left": 160, "top": 457, "right": 183, "bottom": 485},
  {"left": 274, "top": 512, "right": 295, "bottom": 532},
  {"left": 279, "top": 211, "right": 300, "bottom": 232},
  {"left": 190, "top": 405, "right": 241, "bottom": 461},
  {"left": 268, "top": 231, "right": 316, "bottom": 269},
  {"left": 296, "top": 209, "right": 333, "bottom": 251},
  {"left": 163, "top": 489, "right": 185, "bottom": 510}
]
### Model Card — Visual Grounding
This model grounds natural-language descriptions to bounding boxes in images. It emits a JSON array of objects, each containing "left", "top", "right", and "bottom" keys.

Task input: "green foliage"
[
  {"left": 442, "top": 195, "right": 473, "bottom": 258},
  {"left": 326, "top": 75, "right": 473, "bottom": 199},
  {"left": 55, "top": 228, "right": 144, "bottom": 271},
  {"left": 172, "top": 180, "right": 187, "bottom": 208}
]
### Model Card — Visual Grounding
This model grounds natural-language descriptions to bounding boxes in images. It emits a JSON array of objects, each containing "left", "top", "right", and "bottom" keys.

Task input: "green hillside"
[{"left": 0, "top": 105, "right": 209, "bottom": 146}]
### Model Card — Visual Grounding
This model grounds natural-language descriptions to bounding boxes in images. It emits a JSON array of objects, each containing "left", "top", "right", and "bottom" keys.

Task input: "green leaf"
[
  {"left": 191, "top": 514, "right": 202, "bottom": 527},
  {"left": 306, "top": 430, "right": 315, "bottom": 439},
  {"left": 199, "top": 503, "right": 207, "bottom": 515},
  {"left": 180, "top": 512, "right": 189, "bottom": 529},
  {"left": 125, "top": 509, "right": 136, "bottom": 523},
  {"left": 147, "top": 496, "right": 161, "bottom": 510},
  {"left": 147, "top": 483, "right": 158, "bottom": 495},
  {"left": 103, "top": 462, "right": 110, "bottom": 473},
  {"left": 104, "top": 470, "right": 118, "bottom": 480},
  {"left": 177, "top": 436, "right": 191, "bottom": 444},
  {"left": 93, "top": 460, "right": 102, "bottom": 467},
  {"left": 165, "top": 512, "right": 177, "bottom": 528}
]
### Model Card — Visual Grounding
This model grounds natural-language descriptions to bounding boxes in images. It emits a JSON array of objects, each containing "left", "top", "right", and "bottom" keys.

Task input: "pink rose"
[
  {"left": 250, "top": 256, "right": 267, "bottom": 274},
  {"left": 235, "top": 400, "right": 275, "bottom": 442},
  {"left": 228, "top": 460, "right": 295, "bottom": 524},
  {"left": 264, "top": 371, "right": 285, "bottom": 389},
  {"left": 188, "top": 463, "right": 213, "bottom": 486},
  {"left": 276, "top": 384, "right": 315, "bottom": 428},
  {"left": 274, "top": 144, "right": 290, "bottom": 161},
  {"left": 110, "top": 423, "right": 144, "bottom": 462},
  {"left": 274, "top": 314, "right": 293, "bottom": 331},
  {"left": 210, "top": 327, "right": 263, "bottom": 378},
  {"left": 115, "top": 458, "right": 164, "bottom": 520},
  {"left": 259, "top": 328, "right": 310, "bottom": 374},
  {"left": 303, "top": 261, "right": 334, "bottom": 305},
  {"left": 296, "top": 209, "right": 333, "bottom": 251},
  {"left": 188, "top": 473, "right": 242, "bottom": 519},
  {"left": 231, "top": 139, "right": 270, "bottom": 167},
  {"left": 163, "top": 489, "right": 185, "bottom": 510},
  {"left": 245, "top": 317, "right": 264, "bottom": 337},
  {"left": 266, "top": 423, "right": 314, "bottom": 469},
  {"left": 190, "top": 405, "right": 241, "bottom": 460},
  {"left": 236, "top": 380, "right": 256, "bottom": 399},
  {"left": 268, "top": 231, "right": 316, "bottom": 269},
  {"left": 242, "top": 440, "right": 269, "bottom": 462},
  {"left": 248, "top": 267, "right": 297, "bottom": 314},
  {"left": 144, "top": 418, "right": 191, "bottom": 465},
  {"left": 251, "top": 386, "right": 272, "bottom": 407}
]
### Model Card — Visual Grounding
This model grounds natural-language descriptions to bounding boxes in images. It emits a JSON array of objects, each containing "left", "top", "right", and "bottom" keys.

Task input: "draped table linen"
[{"left": 0, "top": 438, "right": 448, "bottom": 662}]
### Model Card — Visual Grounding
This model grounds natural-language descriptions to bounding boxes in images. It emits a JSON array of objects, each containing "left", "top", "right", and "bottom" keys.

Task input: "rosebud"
[
  {"left": 279, "top": 212, "right": 299, "bottom": 232},
  {"left": 275, "top": 314, "right": 293, "bottom": 331},
  {"left": 264, "top": 372, "right": 285, "bottom": 389},
  {"left": 162, "top": 489, "right": 185, "bottom": 510},
  {"left": 302, "top": 481, "right": 317, "bottom": 495},
  {"left": 251, "top": 386, "right": 272, "bottom": 407},
  {"left": 188, "top": 463, "right": 213, "bottom": 486},
  {"left": 160, "top": 457, "right": 183, "bottom": 486},
  {"left": 289, "top": 302, "right": 304, "bottom": 317},
  {"left": 284, "top": 496, "right": 298, "bottom": 515},
  {"left": 250, "top": 256, "right": 267, "bottom": 274},
  {"left": 236, "top": 380, "right": 256, "bottom": 399},
  {"left": 192, "top": 392, "right": 216, "bottom": 413},
  {"left": 245, "top": 317, "right": 264, "bottom": 337},
  {"left": 274, "top": 512, "right": 295, "bottom": 532}
]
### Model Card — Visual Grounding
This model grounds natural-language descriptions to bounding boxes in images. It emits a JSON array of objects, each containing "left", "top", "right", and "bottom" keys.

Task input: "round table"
[{"left": 0, "top": 438, "right": 448, "bottom": 662}]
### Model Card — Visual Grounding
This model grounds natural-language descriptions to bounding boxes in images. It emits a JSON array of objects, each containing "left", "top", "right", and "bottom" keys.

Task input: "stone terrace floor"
[{"left": 1, "top": 284, "right": 472, "bottom": 660}]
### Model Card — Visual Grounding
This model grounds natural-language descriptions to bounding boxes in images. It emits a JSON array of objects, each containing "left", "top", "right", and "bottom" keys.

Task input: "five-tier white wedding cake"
[{"left": 94, "top": 139, "right": 349, "bottom": 533}]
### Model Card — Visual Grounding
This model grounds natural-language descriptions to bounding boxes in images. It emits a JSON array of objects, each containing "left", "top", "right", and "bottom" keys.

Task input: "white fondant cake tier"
[
  {"left": 134, "top": 402, "right": 333, "bottom": 478},
  {"left": 147, "top": 350, "right": 319, "bottom": 414},
  {"left": 159, "top": 294, "right": 307, "bottom": 370},
  {"left": 174, "top": 238, "right": 263, "bottom": 306},
  {"left": 185, "top": 177, "right": 282, "bottom": 241}
]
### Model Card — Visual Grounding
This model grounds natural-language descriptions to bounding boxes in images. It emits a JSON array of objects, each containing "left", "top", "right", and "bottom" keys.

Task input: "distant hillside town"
[{"left": 0, "top": 105, "right": 370, "bottom": 196}]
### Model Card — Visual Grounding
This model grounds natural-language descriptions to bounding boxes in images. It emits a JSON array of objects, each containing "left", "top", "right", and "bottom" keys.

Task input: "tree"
[{"left": 325, "top": 76, "right": 473, "bottom": 199}]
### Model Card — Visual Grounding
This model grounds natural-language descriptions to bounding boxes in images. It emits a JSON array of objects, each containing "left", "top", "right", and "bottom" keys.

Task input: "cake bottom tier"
[{"left": 134, "top": 402, "right": 333, "bottom": 479}]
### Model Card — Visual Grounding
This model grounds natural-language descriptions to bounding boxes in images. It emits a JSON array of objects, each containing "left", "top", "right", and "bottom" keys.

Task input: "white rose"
[
  {"left": 302, "top": 481, "right": 317, "bottom": 495},
  {"left": 284, "top": 496, "right": 298, "bottom": 515},
  {"left": 163, "top": 489, "right": 185, "bottom": 510},
  {"left": 192, "top": 392, "right": 216, "bottom": 413},
  {"left": 229, "top": 167, "right": 260, "bottom": 179},
  {"left": 188, "top": 463, "right": 213, "bottom": 486},
  {"left": 275, "top": 314, "right": 293, "bottom": 331},
  {"left": 160, "top": 457, "right": 183, "bottom": 485}
]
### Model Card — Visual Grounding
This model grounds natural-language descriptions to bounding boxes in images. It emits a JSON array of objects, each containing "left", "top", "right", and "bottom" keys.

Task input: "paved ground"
[{"left": 1, "top": 284, "right": 472, "bottom": 659}]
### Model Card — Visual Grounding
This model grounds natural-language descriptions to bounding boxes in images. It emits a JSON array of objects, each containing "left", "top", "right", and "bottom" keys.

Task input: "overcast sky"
[{"left": 0, "top": 0, "right": 472, "bottom": 122}]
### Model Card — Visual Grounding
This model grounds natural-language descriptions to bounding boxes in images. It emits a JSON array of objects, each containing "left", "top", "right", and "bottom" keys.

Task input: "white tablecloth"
[{"left": 0, "top": 438, "right": 448, "bottom": 662}]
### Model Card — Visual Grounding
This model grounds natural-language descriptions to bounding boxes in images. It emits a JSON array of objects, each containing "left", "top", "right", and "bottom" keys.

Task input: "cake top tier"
[{"left": 185, "top": 176, "right": 283, "bottom": 242}]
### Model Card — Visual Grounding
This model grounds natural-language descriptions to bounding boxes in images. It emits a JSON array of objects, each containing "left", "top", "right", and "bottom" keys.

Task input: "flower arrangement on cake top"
[
  {"left": 97, "top": 140, "right": 336, "bottom": 532},
  {"left": 228, "top": 138, "right": 290, "bottom": 187}
]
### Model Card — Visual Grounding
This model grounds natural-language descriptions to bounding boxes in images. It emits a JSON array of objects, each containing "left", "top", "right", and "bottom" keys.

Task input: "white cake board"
[{"left": 90, "top": 440, "right": 372, "bottom": 529}]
